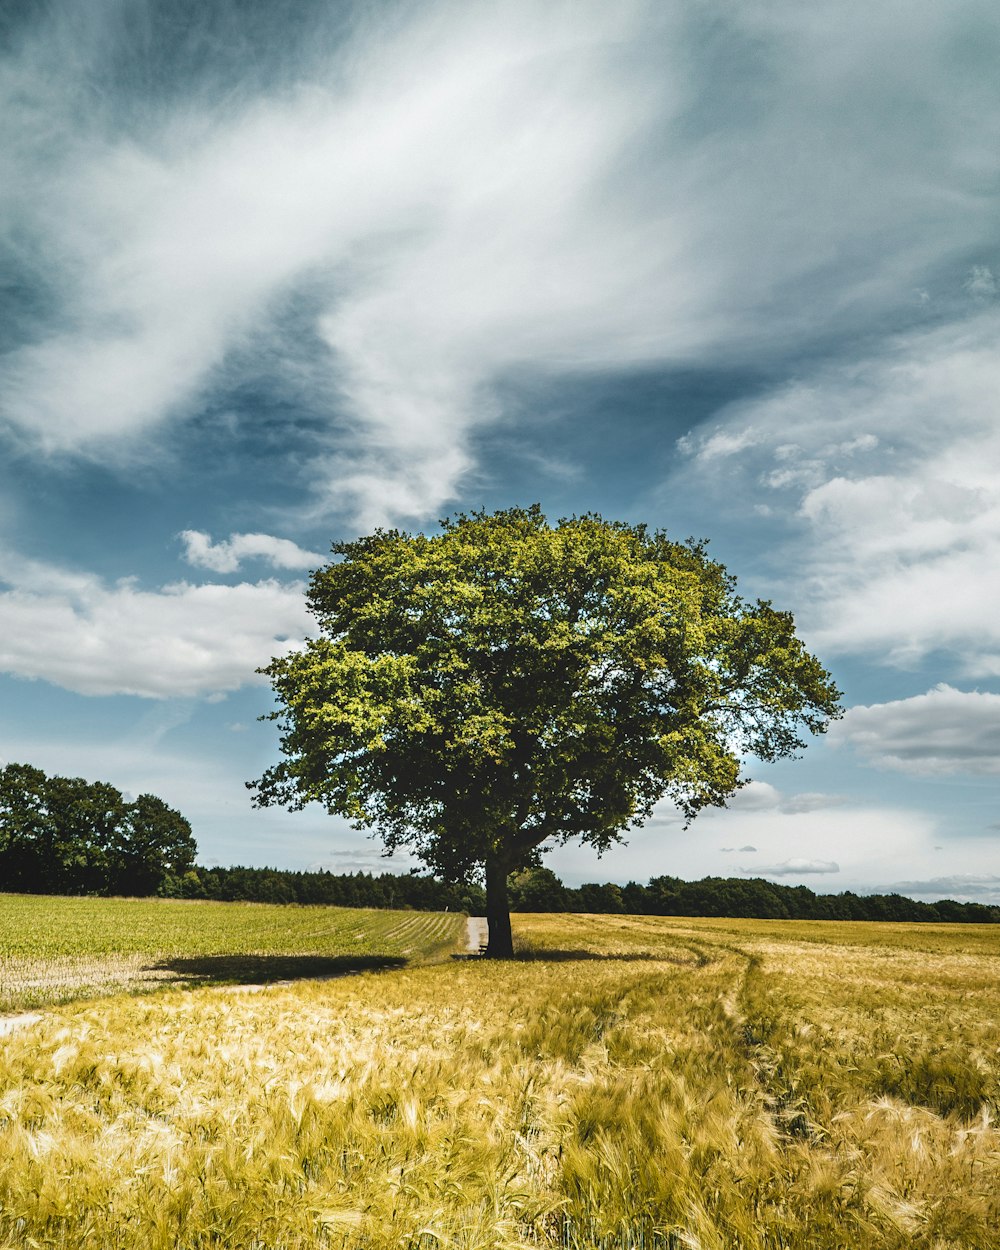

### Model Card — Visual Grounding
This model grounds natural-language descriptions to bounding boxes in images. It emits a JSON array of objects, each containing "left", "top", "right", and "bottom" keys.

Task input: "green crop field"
[
  {"left": 1, "top": 906, "right": 998, "bottom": 1249},
  {"left": 0, "top": 894, "right": 463, "bottom": 1012}
]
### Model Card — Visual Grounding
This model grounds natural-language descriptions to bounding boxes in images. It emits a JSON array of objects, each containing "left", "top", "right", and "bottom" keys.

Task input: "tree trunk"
[{"left": 484, "top": 851, "right": 514, "bottom": 958}]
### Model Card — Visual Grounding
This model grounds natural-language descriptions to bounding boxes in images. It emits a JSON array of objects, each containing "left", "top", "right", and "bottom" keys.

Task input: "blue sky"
[{"left": 2, "top": 0, "right": 999, "bottom": 899}]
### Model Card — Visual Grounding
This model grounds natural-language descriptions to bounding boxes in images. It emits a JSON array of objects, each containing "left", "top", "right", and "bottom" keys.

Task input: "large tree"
[{"left": 250, "top": 506, "right": 841, "bottom": 956}]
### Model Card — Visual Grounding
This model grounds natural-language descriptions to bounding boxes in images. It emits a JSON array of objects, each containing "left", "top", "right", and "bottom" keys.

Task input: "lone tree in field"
[{"left": 249, "top": 506, "right": 841, "bottom": 957}]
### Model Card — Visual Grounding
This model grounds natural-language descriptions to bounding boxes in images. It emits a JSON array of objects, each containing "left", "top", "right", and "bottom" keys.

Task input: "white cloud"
[
  {"left": 675, "top": 310, "right": 1000, "bottom": 673},
  {"left": 725, "top": 780, "right": 782, "bottom": 810},
  {"left": 0, "top": 552, "right": 310, "bottom": 698},
  {"left": 832, "top": 685, "right": 1000, "bottom": 776},
  {"left": 679, "top": 425, "right": 762, "bottom": 462},
  {"left": 748, "top": 858, "right": 839, "bottom": 876},
  {"left": 180, "top": 530, "right": 325, "bottom": 574},
  {"left": 716, "top": 781, "right": 847, "bottom": 815},
  {"left": 2, "top": 1, "right": 998, "bottom": 523}
]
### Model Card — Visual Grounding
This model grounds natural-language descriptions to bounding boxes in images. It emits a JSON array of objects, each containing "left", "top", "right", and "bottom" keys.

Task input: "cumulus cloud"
[
  {"left": 0, "top": 552, "right": 310, "bottom": 698},
  {"left": 676, "top": 310, "right": 1000, "bottom": 673},
  {"left": 2, "top": 0, "right": 999, "bottom": 523},
  {"left": 832, "top": 685, "right": 1000, "bottom": 775},
  {"left": 747, "top": 858, "right": 840, "bottom": 876},
  {"left": 180, "top": 530, "right": 325, "bottom": 574},
  {"left": 724, "top": 781, "right": 782, "bottom": 811}
]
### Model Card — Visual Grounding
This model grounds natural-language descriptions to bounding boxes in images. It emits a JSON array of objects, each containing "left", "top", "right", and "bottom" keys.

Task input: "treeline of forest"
[
  {"left": 168, "top": 863, "right": 1000, "bottom": 924},
  {"left": 2, "top": 757, "right": 995, "bottom": 923},
  {"left": 0, "top": 763, "right": 197, "bottom": 897},
  {"left": 169, "top": 865, "right": 480, "bottom": 912},
  {"left": 506, "top": 867, "right": 1000, "bottom": 924}
]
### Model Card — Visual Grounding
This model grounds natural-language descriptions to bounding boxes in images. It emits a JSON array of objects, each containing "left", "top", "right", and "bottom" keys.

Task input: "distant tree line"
[
  {"left": 0, "top": 763, "right": 197, "bottom": 897},
  {"left": 166, "top": 862, "right": 1000, "bottom": 923},
  {"left": 1, "top": 761, "right": 994, "bottom": 924},
  {"left": 166, "top": 864, "right": 483, "bottom": 912},
  {"left": 504, "top": 867, "right": 1000, "bottom": 923}
]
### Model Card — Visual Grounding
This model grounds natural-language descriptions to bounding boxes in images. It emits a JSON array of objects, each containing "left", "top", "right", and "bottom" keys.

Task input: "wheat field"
[
  {"left": 0, "top": 895, "right": 462, "bottom": 1013},
  {"left": 0, "top": 906, "right": 998, "bottom": 1248}
]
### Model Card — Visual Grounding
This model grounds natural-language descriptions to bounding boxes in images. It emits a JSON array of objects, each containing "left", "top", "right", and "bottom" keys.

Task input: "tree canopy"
[
  {"left": 0, "top": 762, "right": 196, "bottom": 897},
  {"left": 250, "top": 506, "right": 842, "bottom": 955}
]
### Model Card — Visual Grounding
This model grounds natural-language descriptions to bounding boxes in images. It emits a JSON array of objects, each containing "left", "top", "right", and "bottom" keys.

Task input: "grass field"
[
  {"left": 1, "top": 906, "right": 998, "bottom": 1249},
  {"left": 0, "top": 894, "right": 463, "bottom": 1012}
]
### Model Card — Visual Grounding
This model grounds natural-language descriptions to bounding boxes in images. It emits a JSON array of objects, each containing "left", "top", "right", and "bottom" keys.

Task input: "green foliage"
[
  {"left": 0, "top": 763, "right": 196, "bottom": 897},
  {"left": 508, "top": 866, "right": 569, "bottom": 912},
  {"left": 185, "top": 864, "right": 486, "bottom": 912},
  {"left": 251, "top": 506, "right": 841, "bottom": 953},
  {"left": 152, "top": 863, "right": 997, "bottom": 925}
]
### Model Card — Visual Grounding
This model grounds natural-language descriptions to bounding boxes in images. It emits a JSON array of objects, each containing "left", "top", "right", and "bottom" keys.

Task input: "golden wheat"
[{"left": 0, "top": 910, "right": 996, "bottom": 1248}]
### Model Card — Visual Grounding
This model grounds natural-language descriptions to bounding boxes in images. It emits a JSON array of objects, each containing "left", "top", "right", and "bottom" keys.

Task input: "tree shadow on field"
[{"left": 147, "top": 953, "right": 407, "bottom": 987}]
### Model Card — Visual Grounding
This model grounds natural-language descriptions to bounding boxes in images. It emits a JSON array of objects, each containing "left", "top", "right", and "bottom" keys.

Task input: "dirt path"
[{"left": 466, "top": 915, "right": 488, "bottom": 953}]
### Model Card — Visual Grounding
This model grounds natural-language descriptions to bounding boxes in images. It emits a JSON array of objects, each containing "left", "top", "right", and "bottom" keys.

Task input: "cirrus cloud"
[{"left": 3, "top": 0, "right": 1000, "bottom": 524}]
